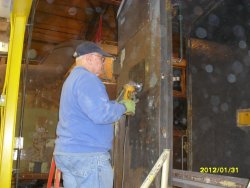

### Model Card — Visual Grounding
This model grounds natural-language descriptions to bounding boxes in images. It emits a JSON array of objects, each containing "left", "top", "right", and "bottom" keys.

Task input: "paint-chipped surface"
[{"left": 114, "top": 0, "right": 173, "bottom": 188}]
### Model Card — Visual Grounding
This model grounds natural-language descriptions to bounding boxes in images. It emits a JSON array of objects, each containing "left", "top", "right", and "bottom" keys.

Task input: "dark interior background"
[{"left": 187, "top": 0, "right": 250, "bottom": 178}]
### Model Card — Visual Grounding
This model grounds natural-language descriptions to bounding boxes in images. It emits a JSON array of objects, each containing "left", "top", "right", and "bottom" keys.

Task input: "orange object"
[{"left": 47, "top": 158, "right": 61, "bottom": 188}]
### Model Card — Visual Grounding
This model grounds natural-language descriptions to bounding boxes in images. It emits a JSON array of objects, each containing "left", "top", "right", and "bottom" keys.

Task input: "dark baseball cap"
[{"left": 73, "top": 41, "right": 112, "bottom": 58}]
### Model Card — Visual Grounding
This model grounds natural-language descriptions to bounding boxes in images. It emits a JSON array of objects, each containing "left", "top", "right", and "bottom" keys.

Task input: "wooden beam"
[
  {"left": 43, "top": 0, "right": 100, "bottom": 9},
  {"left": 0, "top": 19, "right": 9, "bottom": 31},
  {"left": 37, "top": 0, "right": 91, "bottom": 21},
  {"left": 34, "top": 23, "right": 82, "bottom": 35},
  {"left": 100, "top": 25, "right": 117, "bottom": 42},
  {"left": 32, "top": 27, "right": 78, "bottom": 44},
  {"left": 0, "top": 31, "right": 9, "bottom": 43},
  {"left": 99, "top": 0, "right": 121, "bottom": 6},
  {"left": 100, "top": 43, "right": 117, "bottom": 55},
  {"left": 34, "top": 12, "right": 87, "bottom": 31}
]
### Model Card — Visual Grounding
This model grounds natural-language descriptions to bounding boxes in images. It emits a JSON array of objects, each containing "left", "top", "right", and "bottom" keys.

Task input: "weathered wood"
[
  {"left": 32, "top": 27, "right": 78, "bottom": 44},
  {"left": 34, "top": 12, "right": 86, "bottom": 31},
  {"left": 99, "top": 0, "right": 121, "bottom": 6},
  {"left": 39, "top": 0, "right": 98, "bottom": 9},
  {"left": 14, "top": 173, "right": 48, "bottom": 180},
  {"left": 27, "top": 0, "right": 120, "bottom": 69},
  {"left": 37, "top": 1, "right": 90, "bottom": 21},
  {"left": 34, "top": 23, "right": 82, "bottom": 36}
]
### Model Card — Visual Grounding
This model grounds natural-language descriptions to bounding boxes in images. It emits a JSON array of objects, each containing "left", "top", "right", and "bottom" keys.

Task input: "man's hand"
[{"left": 120, "top": 99, "right": 136, "bottom": 115}]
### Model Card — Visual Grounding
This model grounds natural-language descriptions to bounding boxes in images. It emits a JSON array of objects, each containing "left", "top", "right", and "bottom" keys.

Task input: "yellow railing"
[{"left": 0, "top": 0, "right": 32, "bottom": 187}]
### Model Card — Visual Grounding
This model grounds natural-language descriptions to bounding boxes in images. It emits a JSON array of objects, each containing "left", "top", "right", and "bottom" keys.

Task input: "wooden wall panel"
[
  {"left": 34, "top": 23, "right": 82, "bottom": 36},
  {"left": 32, "top": 27, "right": 78, "bottom": 44},
  {"left": 36, "top": 1, "right": 91, "bottom": 21},
  {"left": 34, "top": 12, "right": 86, "bottom": 31},
  {"left": 39, "top": 0, "right": 95, "bottom": 9}
]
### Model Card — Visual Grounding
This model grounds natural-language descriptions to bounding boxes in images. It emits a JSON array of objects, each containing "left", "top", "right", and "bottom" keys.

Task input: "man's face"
[{"left": 89, "top": 53, "right": 105, "bottom": 76}]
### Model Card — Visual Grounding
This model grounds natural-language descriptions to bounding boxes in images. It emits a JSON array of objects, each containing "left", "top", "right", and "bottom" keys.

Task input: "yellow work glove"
[{"left": 120, "top": 99, "right": 136, "bottom": 115}]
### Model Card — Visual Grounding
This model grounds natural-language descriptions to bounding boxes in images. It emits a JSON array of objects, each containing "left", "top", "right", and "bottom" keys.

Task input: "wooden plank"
[
  {"left": 34, "top": 12, "right": 86, "bottom": 31},
  {"left": 0, "top": 31, "right": 9, "bottom": 43},
  {"left": 42, "top": 0, "right": 100, "bottom": 9},
  {"left": 32, "top": 27, "right": 78, "bottom": 44},
  {"left": 173, "top": 130, "right": 186, "bottom": 137},
  {"left": 99, "top": 0, "right": 121, "bottom": 6},
  {"left": 36, "top": 0, "right": 91, "bottom": 21},
  {"left": 100, "top": 57, "right": 114, "bottom": 80},
  {"left": 0, "top": 19, "right": 9, "bottom": 31},
  {"left": 34, "top": 23, "right": 82, "bottom": 35},
  {"left": 101, "top": 43, "right": 118, "bottom": 55},
  {"left": 15, "top": 173, "right": 48, "bottom": 180},
  {"left": 102, "top": 27, "right": 117, "bottom": 41}
]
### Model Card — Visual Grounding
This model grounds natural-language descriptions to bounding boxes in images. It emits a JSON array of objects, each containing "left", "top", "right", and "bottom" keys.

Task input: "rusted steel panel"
[
  {"left": 114, "top": 0, "right": 173, "bottom": 187},
  {"left": 117, "top": 0, "right": 150, "bottom": 50},
  {"left": 115, "top": 20, "right": 161, "bottom": 188}
]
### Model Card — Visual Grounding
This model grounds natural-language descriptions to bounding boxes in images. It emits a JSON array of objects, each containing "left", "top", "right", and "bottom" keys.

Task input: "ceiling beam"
[
  {"left": 34, "top": 12, "right": 86, "bottom": 31},
  {"left": 34, "top": 23, "right": 82, "bottom": 35},
  {"left": 99, "top": 0, "right": 121, "bottom": 6},
  {"left": 39, "top": 0, "right": 90, "bottom": 9},
  {"left": 32, "top": 27, "right": 79, "bottom": 44},
  {"left": 36, "top": 1, "right": 90, "bottom": 21}
]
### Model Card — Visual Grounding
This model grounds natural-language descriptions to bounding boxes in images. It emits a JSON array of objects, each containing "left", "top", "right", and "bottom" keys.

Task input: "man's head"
[{"left": 74, "top": 41, "right": 112, "bottom": 76}]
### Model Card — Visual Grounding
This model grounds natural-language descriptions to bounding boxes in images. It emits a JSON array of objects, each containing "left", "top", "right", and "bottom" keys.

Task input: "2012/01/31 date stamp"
[{"left": 200, "top": 167, "right": 239, "bottom": 174}]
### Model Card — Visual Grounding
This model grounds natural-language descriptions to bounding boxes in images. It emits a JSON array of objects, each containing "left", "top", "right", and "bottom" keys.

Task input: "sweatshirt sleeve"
[{"left": 76, "top": 74, "right": 126, "bottom": 124}]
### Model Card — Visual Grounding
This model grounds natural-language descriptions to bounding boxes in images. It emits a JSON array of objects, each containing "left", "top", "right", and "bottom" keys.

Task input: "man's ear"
[{"left": 85, "top": 54, "right": 93, "bottom": 64}]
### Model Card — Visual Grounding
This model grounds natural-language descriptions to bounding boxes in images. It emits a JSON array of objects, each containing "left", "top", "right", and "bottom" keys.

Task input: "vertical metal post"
[
  {"left": 160, "top": 0, "right": 173, "bottom": 186},
  {"left": 0, "top": 0, "right": 32, "bottom": 187}
]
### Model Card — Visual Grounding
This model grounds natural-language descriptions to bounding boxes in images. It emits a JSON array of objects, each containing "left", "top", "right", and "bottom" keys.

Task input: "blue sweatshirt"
[{"left": 54, "top": 66, "right": 125, "bottom": 153}]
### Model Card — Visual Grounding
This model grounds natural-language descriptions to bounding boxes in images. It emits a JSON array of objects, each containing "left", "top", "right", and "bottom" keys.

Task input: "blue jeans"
[{"left": 54, "top": 152, "right": 113, "bottom": 188}]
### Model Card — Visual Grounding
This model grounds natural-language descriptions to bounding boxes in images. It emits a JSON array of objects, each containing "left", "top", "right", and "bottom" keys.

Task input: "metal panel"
[
  {"left": 189, "top": 38, "right": 250, "bottom": 178},
  {"left": 114, "top": 0, "right": 173, "bottom": 187},
  {"left": 187, "top": 0, "right": 250, "bottom": 179},
  {"left": 117, "top": 0, "right": 150, "bottom": 50}
]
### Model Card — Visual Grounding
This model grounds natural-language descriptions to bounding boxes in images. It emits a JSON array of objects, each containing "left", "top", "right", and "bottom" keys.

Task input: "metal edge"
[{"left": 116, "top": 0, "right": 126, "bottom": 18}]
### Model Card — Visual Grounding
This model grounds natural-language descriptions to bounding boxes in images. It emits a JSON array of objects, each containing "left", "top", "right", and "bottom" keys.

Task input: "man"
[{"left": 54, "top": 41, "right": 135, "bottom": 188}]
